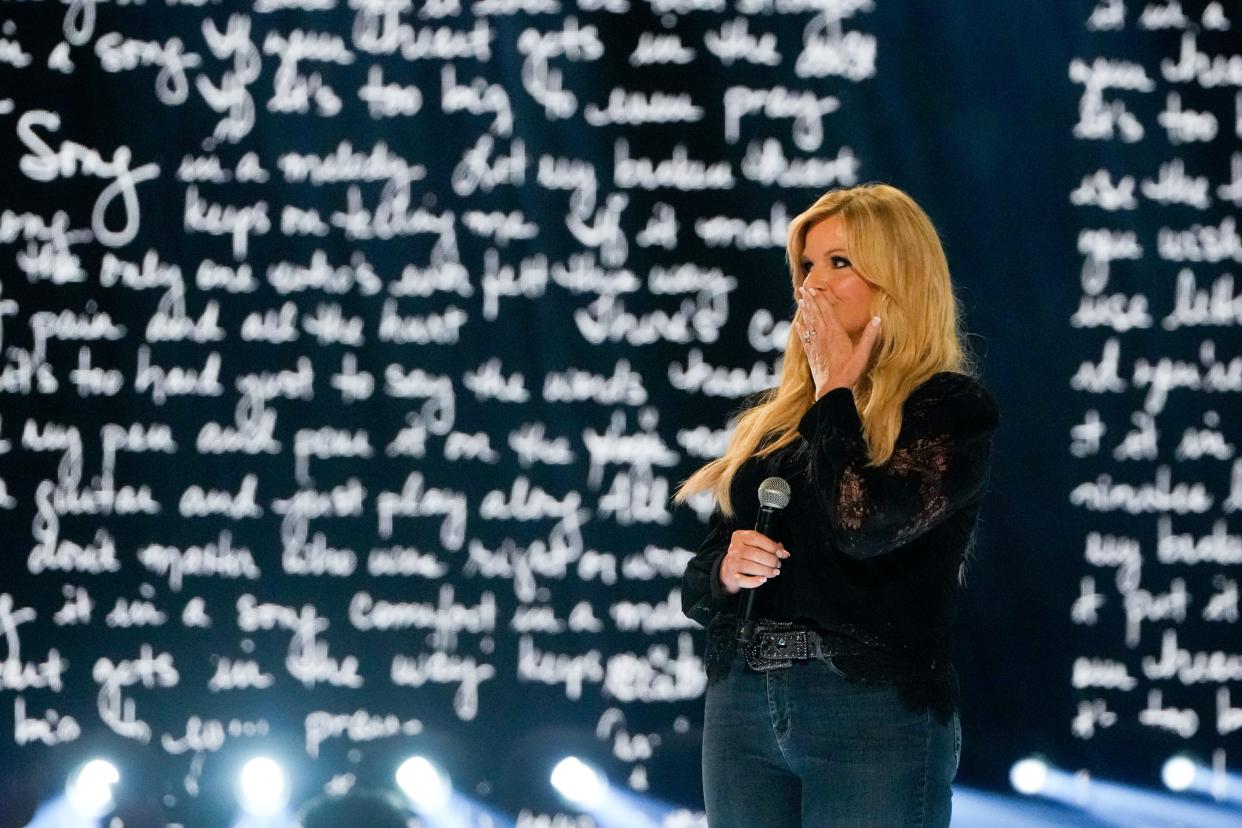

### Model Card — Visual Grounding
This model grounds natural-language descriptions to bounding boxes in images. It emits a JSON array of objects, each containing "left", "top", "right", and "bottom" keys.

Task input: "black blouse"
[{"left": 680, "top": 371, "right": 1000, "bottom": 724}]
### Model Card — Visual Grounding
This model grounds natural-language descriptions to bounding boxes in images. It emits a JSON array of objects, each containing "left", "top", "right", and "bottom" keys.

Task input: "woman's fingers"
[
  {"left": 798, "top": 285, "right": 827, "bottom": 328},
  {"left": 737, "top": 553, "right": 781, "bottom": 577},
  {"left": 849, "top": 315, "right": 883, "bottom": 375},
  {"left": 722, "top": 530, "right": 790, "bottom": 591},
  {"left": 810, "top": 289, "right": 848, "bottom": 341},
  {"left": 798, "top": 286, "right": 848, "bottom": 376},
  {"left": 731, "top": 558, "right": 776, "bottom": 590},
  {"left": 727, "top": 550, "right": 779, "bottom": 578},
  {"left": 735, "top": 538, "right": 785, "bottom": 574},
  {"left": 734, "top": 572, "right": 769, "bottom": 589},
  {"left": 742, "top": 529, "right": 787, "bottom": 557},
  {"left": 798, "top": 288, "right": 823, "bottom": 334},
  {"left": 796, "top": 317, "right": 820, "bottom": 370}
]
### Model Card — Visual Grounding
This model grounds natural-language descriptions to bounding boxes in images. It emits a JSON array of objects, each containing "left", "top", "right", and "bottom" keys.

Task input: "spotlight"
[
  {"left": 550, "top": 756, "right": 607, "bottom": 807},
  {"left": 66, "top": 758, "right": 120, "bottom": 818},
  {"left": 395, "top": 755, "right": 452, "bottom": 813},
  {"left": 1162, "top": 754, "right": 1198, "bottom": 792},
  {"left": 237, "top": 756, "right": 289, "bottom": 816},
  {"left": 1010, "top": 755, "right": 1049, "bottom": 796}
]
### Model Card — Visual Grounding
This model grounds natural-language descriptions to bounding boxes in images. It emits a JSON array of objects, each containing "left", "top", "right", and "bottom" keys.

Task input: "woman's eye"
[
  {"left": 800, "top": 260, "right": 813, "bottom": 273},
  {"left": 832, "top": 256, "right": 851, "bottom": 269}
]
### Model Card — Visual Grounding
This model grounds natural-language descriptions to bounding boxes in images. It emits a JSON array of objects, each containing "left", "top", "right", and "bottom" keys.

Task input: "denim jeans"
[{"left": 702, "top": 651, "right": 960, "bottom": 827}]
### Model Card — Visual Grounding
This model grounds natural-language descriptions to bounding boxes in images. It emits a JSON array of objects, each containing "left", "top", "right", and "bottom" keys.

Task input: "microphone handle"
[{"left": 736, "top": 505, "right": 779, "bottom": 649}]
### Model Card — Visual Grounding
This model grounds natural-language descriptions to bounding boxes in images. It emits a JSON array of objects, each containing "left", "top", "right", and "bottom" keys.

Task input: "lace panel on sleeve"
[{"left": 839, "top": 434, "right": 953, "bottom": 543}]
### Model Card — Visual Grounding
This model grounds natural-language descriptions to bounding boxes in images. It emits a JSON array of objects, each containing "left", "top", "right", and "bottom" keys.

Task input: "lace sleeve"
[
  {"left": 796, "top": 373, "right": 1000, "bottom": 560},
  {"left": 680, "top": 506, "right": 740, "bottom": 628}
]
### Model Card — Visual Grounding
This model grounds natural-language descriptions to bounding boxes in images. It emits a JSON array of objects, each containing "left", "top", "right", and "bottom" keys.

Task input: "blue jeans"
[{"left": 702, "top": 651, "right": 960, "bottom": 827}]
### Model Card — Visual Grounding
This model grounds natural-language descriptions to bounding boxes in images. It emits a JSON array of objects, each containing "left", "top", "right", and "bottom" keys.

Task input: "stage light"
[
  {"left": 1162, "top": 754, "right": 1198, "bottom": 792},
  {"left": 1009, "top": 756, "right": 1049, "bottom": 796},
  {"left": 551, "top": 756, "right": 607, "bottom": 807},
  {"left": 1157, "top": 751, "right": 1242, "bottom": 803},
  {"left": 395, "top": 755, "right": 452, "bottom": 813},
  {"left": 237, "top": 756, "right": 289, "bottom": 816},
  {"left": 66, "top": 758, "right": 120, "bottom": 818}
]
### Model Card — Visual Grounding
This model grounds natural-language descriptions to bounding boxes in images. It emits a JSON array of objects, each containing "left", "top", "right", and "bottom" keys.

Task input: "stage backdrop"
[{"left": 0, "top": 0, "right": 1239, "bottom": 825}]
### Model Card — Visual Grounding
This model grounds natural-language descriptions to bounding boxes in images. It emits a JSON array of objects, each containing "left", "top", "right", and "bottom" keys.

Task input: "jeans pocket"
[{"left": 821, "top": 656, "right": 850, "bottom": 679}]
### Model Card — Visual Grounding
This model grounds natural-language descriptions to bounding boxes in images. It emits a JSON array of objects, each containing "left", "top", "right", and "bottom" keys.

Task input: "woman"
[{"left": 675, "top": 183, "right": 1000, "bottom": 827}]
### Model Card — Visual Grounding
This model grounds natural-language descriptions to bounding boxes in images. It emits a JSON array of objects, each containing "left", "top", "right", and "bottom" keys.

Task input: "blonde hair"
[{"left": 673, "top": 182, "right": 981, "bottom": 517}]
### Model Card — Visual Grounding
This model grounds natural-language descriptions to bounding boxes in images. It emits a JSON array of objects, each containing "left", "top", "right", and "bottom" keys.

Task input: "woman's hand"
[
  {"left": 795, "top": 284, "right": 882, "bottom": 399},
  {"left": 719, "top": 529, "right": 790, "bottom": 594}
]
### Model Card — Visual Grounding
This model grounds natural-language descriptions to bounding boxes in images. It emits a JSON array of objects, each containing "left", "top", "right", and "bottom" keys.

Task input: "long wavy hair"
[{"left": 673, "top": 182, "right": 981, "bottom": 518}]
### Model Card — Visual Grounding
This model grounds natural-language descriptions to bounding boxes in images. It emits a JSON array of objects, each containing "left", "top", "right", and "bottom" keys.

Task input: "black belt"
[{"left": 739, "top": 619, "right": 872, "bottom": 672}]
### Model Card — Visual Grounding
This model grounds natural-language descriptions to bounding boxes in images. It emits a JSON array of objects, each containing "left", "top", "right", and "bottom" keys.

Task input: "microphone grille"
[{"left": 758, "top": 476, "right": 791, "bottom": 510}]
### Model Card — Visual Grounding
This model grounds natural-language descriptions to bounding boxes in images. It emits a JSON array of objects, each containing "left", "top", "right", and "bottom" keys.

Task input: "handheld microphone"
[{"left": 736, "top": 476, "right": 791, "bottom": 649}]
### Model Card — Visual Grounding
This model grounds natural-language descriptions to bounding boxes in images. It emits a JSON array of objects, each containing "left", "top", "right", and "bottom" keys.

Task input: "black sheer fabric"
[{"left": 680, "top": 372, "right": 1000, "bottom": 724}]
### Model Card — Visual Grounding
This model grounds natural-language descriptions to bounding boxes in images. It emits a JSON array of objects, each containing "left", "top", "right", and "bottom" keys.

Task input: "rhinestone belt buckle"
[
  {"left": 741, "top": 625, "right": 810, "bottom": 671},
  {"left": 759, "top": 630, "right": 809, "bottom": 660}
]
